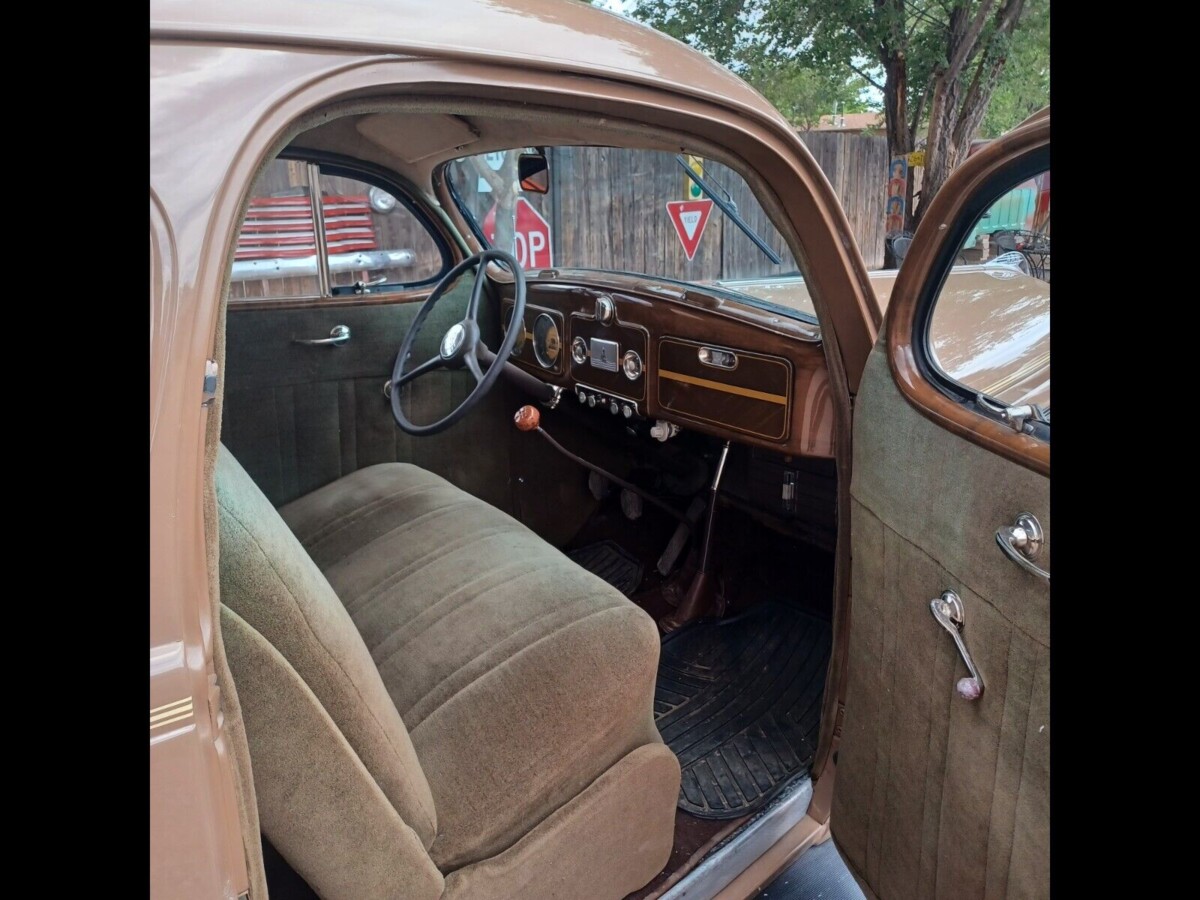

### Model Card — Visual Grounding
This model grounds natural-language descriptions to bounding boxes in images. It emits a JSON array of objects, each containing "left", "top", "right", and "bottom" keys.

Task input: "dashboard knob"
[
  {"left": 587, "top": 394, "right": 597, "bottom": 408},
  {"left": 571, "top": 336, "right": 588, "bottom": 365},
  {"left": 622, "top": 404, "right": 633, "bottom": 419},
  {"left": 576, "top": 386, "right": 587, "bottom": 403},
  {"left": 610, "top": 399, "right": 620, "bottom": 415},
  {"left": 595, "top": 295, "right": 615, "bottom": 325}
]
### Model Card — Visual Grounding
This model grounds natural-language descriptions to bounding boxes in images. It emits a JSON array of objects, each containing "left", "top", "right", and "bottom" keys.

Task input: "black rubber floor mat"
[
  {"left": 655, "top": 603, "right": 831, "bottom": 818},
  {"left": 568, "top": 541, "right": 644, "bottom": 596}
]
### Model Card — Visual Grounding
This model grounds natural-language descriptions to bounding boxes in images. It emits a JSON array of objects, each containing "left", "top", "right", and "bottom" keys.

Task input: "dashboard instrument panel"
[{"left": 498, "top": 270, "right": 833, "bottom": 458}]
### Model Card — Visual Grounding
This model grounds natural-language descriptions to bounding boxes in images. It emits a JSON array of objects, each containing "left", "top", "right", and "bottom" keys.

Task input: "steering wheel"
[{"left": 390, "top": 249, "right": 526, "bottom": 435}]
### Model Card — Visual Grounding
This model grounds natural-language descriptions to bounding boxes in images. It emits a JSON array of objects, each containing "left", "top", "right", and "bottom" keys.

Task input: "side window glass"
[
  {"left": 229, "top": 159, "right": 322, "bottom": 300},
  {"left": 927, "top": 168, "right": 1050, "bottom": 414},
  {"left": 316, "top": 172, "right": 445, "bottom": 293},
  {"left": 229, "top": 161, "right": 447, "bottom": 302}
]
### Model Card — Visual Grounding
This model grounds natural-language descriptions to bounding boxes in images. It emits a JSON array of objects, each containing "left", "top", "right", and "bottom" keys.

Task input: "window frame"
[
  {"left": 228, "top": 150, "right": 454, "bottom": 307},
  {"left": 911, "top": 145, "right": 1050, "bottom": 444}
]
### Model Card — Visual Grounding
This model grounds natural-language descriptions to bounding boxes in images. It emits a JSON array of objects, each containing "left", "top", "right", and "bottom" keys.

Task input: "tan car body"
[
  {"left": 150, "top": 1, "right": 1047, "bottom": 896},
  {"left": 722, "top": 265, "right": 1050, "bottom": 407}
]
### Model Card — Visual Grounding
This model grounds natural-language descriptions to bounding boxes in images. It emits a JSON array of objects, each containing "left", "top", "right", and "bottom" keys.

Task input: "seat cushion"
[
  {"left": 279, "top": 463, "right": 666, "bottom": 870},
  {"left": 216, "top": 447, "right": 439, "bottom": 850}
]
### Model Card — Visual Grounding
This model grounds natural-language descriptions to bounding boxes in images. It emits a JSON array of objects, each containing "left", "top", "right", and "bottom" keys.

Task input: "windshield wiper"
[{"left": 675, "top": 155, "right": 782, "bottom": 265}]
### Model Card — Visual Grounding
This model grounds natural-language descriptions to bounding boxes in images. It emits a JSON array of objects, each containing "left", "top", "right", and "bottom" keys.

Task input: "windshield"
[{"left": 446, "top": 147, "right": 808, "bottom": 318}]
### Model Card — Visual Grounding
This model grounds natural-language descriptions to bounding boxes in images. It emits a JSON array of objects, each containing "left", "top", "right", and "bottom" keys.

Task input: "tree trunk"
[
  {"left": 466, "top": 153, "right": 519, "bottom": 251},
  {"left": 881, "top": 49, "right": 910, "bottom": 267},
  {"left": 913, "top": 0, "right": 1026, "bottom": 227}
]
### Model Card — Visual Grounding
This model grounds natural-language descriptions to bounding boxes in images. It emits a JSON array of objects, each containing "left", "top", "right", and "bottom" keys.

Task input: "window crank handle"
[{"left": 930, "top": 590, "right": 984, "bottom": 701}]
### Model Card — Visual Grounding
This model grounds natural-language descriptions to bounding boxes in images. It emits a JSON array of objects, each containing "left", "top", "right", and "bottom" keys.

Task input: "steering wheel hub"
[{"left": 440, "top": 322, "right": 469, "bottom": 360}]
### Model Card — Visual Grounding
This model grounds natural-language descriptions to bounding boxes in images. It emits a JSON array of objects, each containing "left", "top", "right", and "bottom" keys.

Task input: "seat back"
[{"left": 216, "top": 446, "right": 442, "bottom": 898}]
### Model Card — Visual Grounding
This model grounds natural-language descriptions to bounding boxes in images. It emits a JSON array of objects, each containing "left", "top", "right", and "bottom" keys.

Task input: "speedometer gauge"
[
  {"left": 503, "top": 306, "right": 527, "bottom": 357},
  {"left": 532, "top": 313, "right": 561, "bottom": 369}
]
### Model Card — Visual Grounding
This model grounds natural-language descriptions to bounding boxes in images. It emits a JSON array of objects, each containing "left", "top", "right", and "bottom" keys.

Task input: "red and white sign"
[
  {"left": 482, "top": 197, "right": 553, "bottom": 269},
  {"left": 665, "top": 199, "right": 714, "bottom": 261}
]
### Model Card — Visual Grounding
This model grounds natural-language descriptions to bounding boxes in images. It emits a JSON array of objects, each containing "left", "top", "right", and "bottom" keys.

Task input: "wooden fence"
[
  {"left": 451, "top": 141, "right": 890, "bottom": 276},
  {"left": 797, "top": 131, "right": 889, "bottom": 269}
]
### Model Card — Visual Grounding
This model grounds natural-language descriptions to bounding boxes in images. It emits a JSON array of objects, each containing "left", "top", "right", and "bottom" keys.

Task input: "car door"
[
  {"left": 220, "top": 153, "right": 511, "bottom": 511},
  {"left": 831, "top": 114, "right": 1050, "bottom": 899}
]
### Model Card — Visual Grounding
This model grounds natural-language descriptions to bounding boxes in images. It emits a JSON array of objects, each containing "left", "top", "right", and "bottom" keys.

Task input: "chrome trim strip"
[
  {"left": 308, "top": 162, "right": 332, "bottom": 298},
  {"left": 660, "top": 776, "right": 813, "bottom": 900}
]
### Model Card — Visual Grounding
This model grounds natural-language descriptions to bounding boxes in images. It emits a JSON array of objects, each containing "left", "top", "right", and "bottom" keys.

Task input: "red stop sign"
[{"left": 481, "top": 198, "right": 553, "bottom": 269}]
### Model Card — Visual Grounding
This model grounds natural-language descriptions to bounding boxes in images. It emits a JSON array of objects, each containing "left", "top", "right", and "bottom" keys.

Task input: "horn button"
[{"left": 440, "top": 320, "right": 478, "bottom": 364}]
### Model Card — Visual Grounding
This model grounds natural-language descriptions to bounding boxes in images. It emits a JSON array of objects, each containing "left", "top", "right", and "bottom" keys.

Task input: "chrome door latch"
[
  {"left": 353, "top": 276, "right": 388, "bottom": 294},
  {"left": 930, "top": 590, "right": 984, "bottom": 701},
  {"left": 996, "top": 512, "right": 1050, "bottom": 582},
  {"left": 294, "top": 324, "right": 351, "bottom": 347},
  {"left": 976, "top": 394, "right": 1049, "bottom": 434}
]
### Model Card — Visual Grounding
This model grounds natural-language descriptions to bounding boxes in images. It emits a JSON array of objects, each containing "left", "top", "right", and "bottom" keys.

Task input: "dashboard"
[{"left": 497, "top": 269, "right": 834, "bottom": 458}]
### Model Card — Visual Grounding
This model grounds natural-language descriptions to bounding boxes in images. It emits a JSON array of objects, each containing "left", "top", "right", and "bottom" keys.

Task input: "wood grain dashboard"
[{"left": 497, "top": 269, "right": 834, "bottom": 458}]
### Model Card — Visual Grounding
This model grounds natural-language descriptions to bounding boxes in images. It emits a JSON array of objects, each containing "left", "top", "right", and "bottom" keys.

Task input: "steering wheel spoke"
[
  {"left": 466, "top": 258, "right": 489, "bottom": 319},
  {"left": 390, "top": 249, "right": 525, "bottom": 435},
  {"left": 394, "top": 354, "right": 443, "bottom": 389},
  {"left": 465, "top": 349, "right": 485, "bottom": 383}
]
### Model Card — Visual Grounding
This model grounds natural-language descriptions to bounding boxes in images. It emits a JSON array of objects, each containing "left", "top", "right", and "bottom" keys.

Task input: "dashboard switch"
[
  {"left": 571, "top": 337, "right": 588, "bottom": 365},
  {"left": 650, "top": 420, "right": 680, "bottom": 442},
  {"left": 621, "top": 349, "right": 643, "bottom": 381}
]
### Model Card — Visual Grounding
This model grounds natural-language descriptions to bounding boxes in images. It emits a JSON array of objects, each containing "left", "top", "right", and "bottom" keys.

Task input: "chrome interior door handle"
[
  {"left": 930, "top": 590, "right": 984, "bottom": 701},
  {"left": 995, "top": 512, "right": 1049, "bottom": 582},
  {"left": 294, "top": 324, "right": 350, "bottom": 347}
]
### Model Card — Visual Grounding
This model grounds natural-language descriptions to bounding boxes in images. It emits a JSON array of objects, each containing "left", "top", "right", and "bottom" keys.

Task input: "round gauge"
[
  {"left": 571, "top": 336, "right": 588, "bottom": 365},
  {"left": 532, "top": 313, "right": 561, "bottom": 369},
  {"left": 503, "top": 306, "right": 527, "bottom": 357},
  {"left": 622, "top": 349, "right": 643, "bottom": 381}
]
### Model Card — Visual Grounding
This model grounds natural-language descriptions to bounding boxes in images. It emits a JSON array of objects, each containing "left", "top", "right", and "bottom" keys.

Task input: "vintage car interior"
[
  {"left": 210, "top": 97, "right": 1048, "bottom": 899},
  {"left": 217, "top": 110, "right": 843, "bottom": 899}
]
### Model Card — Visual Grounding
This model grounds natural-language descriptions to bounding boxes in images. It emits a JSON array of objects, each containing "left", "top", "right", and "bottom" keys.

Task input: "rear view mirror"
[{"left": 518, "top": 148, "right": 550, "bottom": 194}]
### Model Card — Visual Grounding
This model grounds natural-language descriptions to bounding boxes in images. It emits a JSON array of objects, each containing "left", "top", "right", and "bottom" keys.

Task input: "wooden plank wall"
[
  {"left": 530, "top": 141, "right": 887, "bottom": 275},
  {"left": 797, "top": 131, "right": 889, "bottom": 270}
]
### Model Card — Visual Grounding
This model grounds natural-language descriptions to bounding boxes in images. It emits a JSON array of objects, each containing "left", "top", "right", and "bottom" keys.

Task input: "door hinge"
[{"left": 202, "top": 359, "right": 219, "bottom": 407}]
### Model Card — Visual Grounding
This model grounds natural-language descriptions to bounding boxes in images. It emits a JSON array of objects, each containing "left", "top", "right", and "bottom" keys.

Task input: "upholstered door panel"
[
  {"left": 832, "top": 347, "right": 1049, "bottom": 899},
  {"left": 222, "top": 286, "right": 511, "bottom": 510}
]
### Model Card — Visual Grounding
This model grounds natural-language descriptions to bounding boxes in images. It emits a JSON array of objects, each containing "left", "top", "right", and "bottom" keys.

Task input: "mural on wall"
[{"left": 886, "top": 156, "right": 907, "bottom": 233}]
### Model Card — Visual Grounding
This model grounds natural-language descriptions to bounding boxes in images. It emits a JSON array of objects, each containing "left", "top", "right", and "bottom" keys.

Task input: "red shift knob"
[{"left": 514, "top": 405, "right": 541, "bottom": 432}]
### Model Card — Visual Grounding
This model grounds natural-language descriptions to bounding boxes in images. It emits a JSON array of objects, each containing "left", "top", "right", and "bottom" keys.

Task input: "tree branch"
[
  {"left": 909, "top": 78, "right": 931, "bottom": 142},
  {"left": 849, "top": 63, "right": 886, "bottom": 91},
  {"left": 947, "top": 0, "right": 997, "bottom": 80}
]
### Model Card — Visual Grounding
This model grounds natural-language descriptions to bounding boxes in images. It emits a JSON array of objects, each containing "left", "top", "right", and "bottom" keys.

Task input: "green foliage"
[
  {"left": 981, "top": 0, "right": 1049, "bottom": 136},
  {"left": 631, "top": 1, "right": 1049, "bottom": 140},
  {"left": 749, "top": 63, "right": 873, "bottom": 130},
  {"left": 632, "top": 0, "right": 756, "bottom": 66},
  {"left": 633, "top": 1, "right": 876, "bottom": 129}
]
